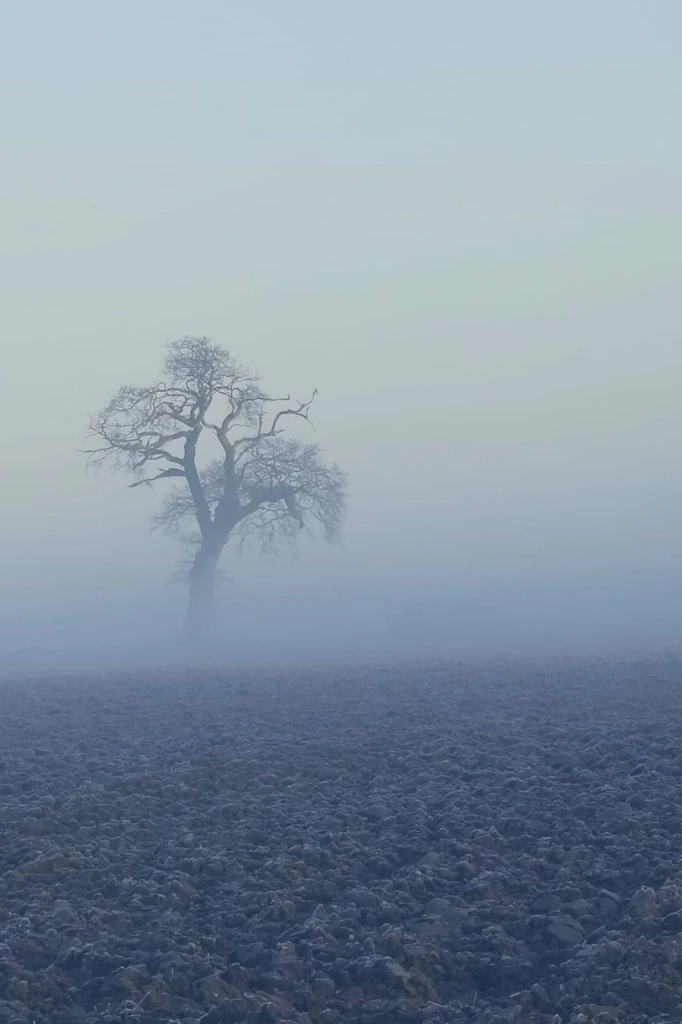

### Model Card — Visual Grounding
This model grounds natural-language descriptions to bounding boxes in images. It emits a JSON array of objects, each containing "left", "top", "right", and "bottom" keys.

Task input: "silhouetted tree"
[{"left": 84, "top": 337, "right": 346, "bottom": 642}]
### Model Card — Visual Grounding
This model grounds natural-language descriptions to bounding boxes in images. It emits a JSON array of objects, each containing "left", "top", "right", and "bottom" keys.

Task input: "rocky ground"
[{"left": 1, "top": 657, "right": 682, "bottom": 1024}]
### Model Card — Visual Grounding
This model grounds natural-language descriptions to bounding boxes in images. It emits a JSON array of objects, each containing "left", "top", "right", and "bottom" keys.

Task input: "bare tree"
[{"left": 84, "top": 337, "right": 346, "bottom": 642}]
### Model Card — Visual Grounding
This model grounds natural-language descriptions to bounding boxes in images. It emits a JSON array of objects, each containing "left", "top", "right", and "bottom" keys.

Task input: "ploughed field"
[{"left": 1, "top": 659, "right": 682, "bottom": 1024}]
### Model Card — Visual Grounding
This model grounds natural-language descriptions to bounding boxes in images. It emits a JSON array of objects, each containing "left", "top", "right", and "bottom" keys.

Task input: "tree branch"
[
  {"left": 129, "top": 468, "right": 186, "bottom": 488},
  {"left": 232, "top": 390, "right": 318, "bottom": 453}
]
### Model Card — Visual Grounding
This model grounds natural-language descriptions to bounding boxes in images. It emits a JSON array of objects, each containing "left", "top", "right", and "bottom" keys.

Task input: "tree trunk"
[{"left": 184, "top": 542, "right": 222, "bottom": 645}]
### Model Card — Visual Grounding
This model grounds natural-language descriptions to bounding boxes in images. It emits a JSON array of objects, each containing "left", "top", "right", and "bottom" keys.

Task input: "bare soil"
[{"left": 1, "top": 657, "right": 682, "bottom": 1024}]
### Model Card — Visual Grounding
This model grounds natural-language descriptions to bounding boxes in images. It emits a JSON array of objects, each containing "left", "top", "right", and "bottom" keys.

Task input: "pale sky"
[{"left": 2, "top": 1, "right": 682, "bottom": 658}]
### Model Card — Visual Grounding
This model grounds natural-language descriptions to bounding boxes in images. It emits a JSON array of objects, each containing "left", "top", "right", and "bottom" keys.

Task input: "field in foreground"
[{"left": 1, "top": 659, "right": 682, "bottom": 1024}]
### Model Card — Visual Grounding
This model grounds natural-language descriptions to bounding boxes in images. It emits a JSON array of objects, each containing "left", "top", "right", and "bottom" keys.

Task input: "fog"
[{"left": 3, "top": 1, "right": 682, "bottom": 671}]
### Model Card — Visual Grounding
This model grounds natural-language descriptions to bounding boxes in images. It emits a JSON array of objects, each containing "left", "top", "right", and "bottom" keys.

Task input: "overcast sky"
[{"left": 2, "top": 1, "right": 682, "bottom": 659}]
